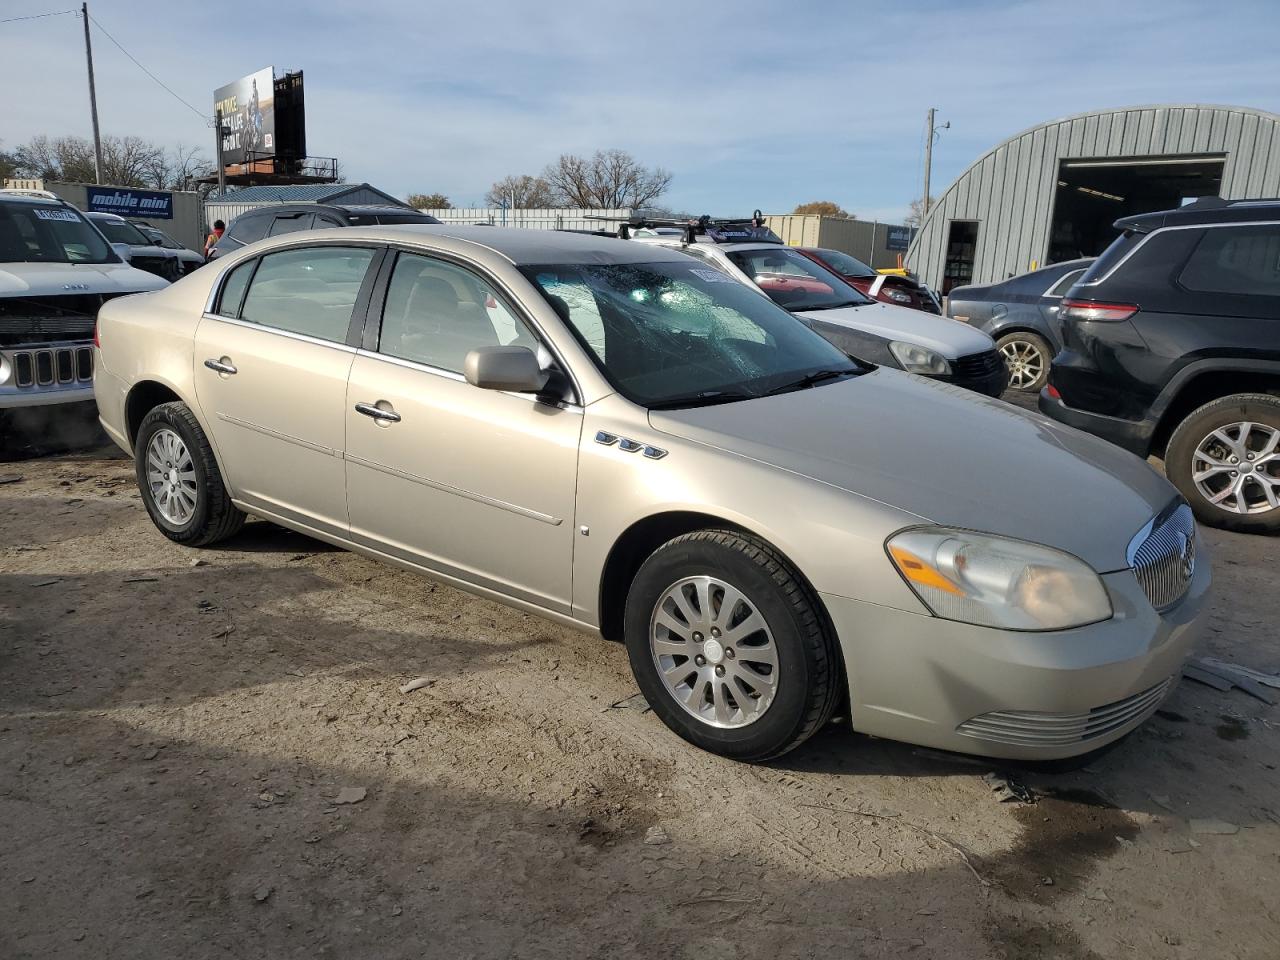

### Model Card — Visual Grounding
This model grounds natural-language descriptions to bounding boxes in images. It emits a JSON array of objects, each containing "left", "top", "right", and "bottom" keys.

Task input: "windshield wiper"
[
  {"left": 647, "top": 389, "right": 758, "bottom": 410},
  {"left": 794, "top": 300, "right": 867, "bottom": 311},
  {"left": 764, "top": 368, "right": 856, "bottom": 396}
]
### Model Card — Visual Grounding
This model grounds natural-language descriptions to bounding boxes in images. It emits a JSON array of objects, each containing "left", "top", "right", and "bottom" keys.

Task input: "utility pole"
[
  {"left": 81, "top": 3, "right": 104, "bottom": 184},
  {"left": 922, "top": 108, "right": 950, "bottom": 219},
  {"left": 215, "top": 108, "right": 226, "bottom": 199},
  {"left": 923, "top": 108, "right": 935, "bottom": 220}
]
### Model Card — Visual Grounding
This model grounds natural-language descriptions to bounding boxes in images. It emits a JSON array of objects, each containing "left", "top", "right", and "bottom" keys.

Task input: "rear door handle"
[
  {"left": 354, "top": 401, "right": 401, "bottom": 423},
  {"left": 204, "top": 358, "right": 237, "bottom": 375}
]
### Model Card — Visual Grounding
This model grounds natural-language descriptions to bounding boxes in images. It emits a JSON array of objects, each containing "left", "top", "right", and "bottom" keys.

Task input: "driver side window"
[{"left": 378, "top": 252, "right": 537, "bottom": 373}]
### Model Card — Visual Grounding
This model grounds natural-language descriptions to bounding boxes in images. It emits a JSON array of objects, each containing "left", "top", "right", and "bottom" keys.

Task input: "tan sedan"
[{"left": 94, "top": 226, "right": 1209, "bottom": 762}]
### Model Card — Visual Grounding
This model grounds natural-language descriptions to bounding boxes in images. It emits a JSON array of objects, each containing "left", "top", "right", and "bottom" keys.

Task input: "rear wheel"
[
  {"left": 996, "top": 331, "right": 1051, "bottom": 392},
  {"left": 1165, "top": 393, "right": 1280, "bottom": 533},
  {"left": 134, "top": 401, "right": 245, "bottom": 546},
  {"left": 623, "top": 529, "right": 841, "bottom": 762}
]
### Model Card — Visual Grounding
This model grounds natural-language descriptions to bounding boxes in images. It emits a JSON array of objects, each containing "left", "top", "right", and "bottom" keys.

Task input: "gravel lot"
[{"left": 2, "top": 407, "right": 1278, "bottom": 960}]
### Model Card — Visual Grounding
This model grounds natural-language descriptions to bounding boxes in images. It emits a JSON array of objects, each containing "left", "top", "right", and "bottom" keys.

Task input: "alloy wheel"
[
  {"left": 999, "top": 339, "right": 1045, "bottom": 389},
  {"left": 145, "top": 427, "right": 198, "bottom": 525},
  {"left": 1192, "top": 421, "right": 1280, "bottom": 514},
  {"left": 649, "top": 575, "right": 779, "bottom": 729}
]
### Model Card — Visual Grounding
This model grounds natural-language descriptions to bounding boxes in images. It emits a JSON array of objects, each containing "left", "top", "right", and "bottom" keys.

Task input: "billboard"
[
  {"left": 214, "top": 67, "right": 276, "bottom": 166},
  {"left": 86, "top": 187, "right": 173, "bottom": 219}
]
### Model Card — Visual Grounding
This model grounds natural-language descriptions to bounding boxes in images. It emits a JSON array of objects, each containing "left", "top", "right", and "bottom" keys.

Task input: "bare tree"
[
  {"left": 904, "top": 196, "right": 937, "bottom": 228},
  {"left": 541, "top": 149, "right": 672, "bottom": 209},
  {"left": 793, "top": 200, "right": 854, "bottom": 219},
  {"left": 484, "top": 174, "right": 556, "bottom": 208},
  {"left": 406, "top": 192, "right": 451, "bottom": 209}
]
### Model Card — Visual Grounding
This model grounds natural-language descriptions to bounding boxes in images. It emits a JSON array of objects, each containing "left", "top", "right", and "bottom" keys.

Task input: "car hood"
[
  {"left": 649, "top": 369, "right": 1176, "bottom": 572},
  {"left": 0, "top": 261, "right": 169, "bottom": 296},
  {"left": 796, "top": 301, "right": 993, "bottom": 358}
]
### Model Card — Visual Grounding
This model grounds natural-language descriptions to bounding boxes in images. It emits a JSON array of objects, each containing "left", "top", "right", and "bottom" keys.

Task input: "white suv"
[
  {"left": 628, "top": 219, "right": 1005, "bottom": 396},
  {"left": 0, "top": 190, "right": 168, "bottom": 413}
]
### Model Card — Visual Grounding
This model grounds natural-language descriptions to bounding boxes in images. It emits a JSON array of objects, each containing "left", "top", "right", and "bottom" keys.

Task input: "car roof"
[
  {"left": 1115, "top": 197, "right": 1280, "bottom": 233},
  {"left": 85, "top": 211, "right": 126, "bottom": 221},
  {"left": 300, "top": 224, "right": 698, "bottom": 266},
  {"left": 631, "top": 237, "right": 784, "bottom": 255}
]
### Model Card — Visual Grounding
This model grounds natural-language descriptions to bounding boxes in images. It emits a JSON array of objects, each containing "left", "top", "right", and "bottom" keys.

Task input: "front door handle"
[
  {"left": 204, "top": 358, "right": 237, "bottom": 375},
  {"left": 354, "top": 401, "right": 401, "bottom": 423}
]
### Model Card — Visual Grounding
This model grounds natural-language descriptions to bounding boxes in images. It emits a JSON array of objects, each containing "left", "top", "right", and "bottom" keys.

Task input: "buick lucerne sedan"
[{"left": 94, "top": 227, "right": 1210, "bottom": 762}]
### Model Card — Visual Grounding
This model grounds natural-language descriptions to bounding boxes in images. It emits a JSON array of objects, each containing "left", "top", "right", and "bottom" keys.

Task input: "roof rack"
[
  {"left": 585, "top": 210, "right": 782, "bottom": 245},
  {"left": 0, "top": 187, "right": 63, "bottom": 202}
]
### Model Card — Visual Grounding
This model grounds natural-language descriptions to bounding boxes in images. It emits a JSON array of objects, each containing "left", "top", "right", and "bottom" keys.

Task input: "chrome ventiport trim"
[
  {"left": 618, "top": 438, "right": 644, "bottom": 452},
  {"left": 594, "top": 431, "right": 619, "bottom": 445},
  {"left": 642, "top": 446, "right": 668, "bottom": 460}
]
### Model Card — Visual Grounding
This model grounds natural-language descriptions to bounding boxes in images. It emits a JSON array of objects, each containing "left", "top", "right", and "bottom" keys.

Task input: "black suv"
[
  {"left": 209, "top": 203, "right": 441, "bottom": 260},
  {"left": 1040, "top": 198, "right": 1280, "bottom": 533}
]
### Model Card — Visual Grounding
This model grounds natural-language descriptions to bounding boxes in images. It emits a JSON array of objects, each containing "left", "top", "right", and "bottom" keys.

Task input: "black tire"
[
  {"left": 995, "top": 331, "right": 1052, "bottom": 393},
  {"left": 134, "top": 401, "right": 245, "bottom": 546},
  {"left": 623, "top": 529, "right": 842, "bottom": 762},
  {"left": 1165, "top": 393, "right": 1280, "bottom": 534}
]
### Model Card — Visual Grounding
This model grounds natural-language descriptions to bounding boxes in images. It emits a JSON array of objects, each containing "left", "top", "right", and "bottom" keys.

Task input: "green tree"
[
  {"left": 407, "top": 192, "right": 451, "bottom": 209},
  {"left": 793, "top": 200, "right": 854, "bottom": 219}
]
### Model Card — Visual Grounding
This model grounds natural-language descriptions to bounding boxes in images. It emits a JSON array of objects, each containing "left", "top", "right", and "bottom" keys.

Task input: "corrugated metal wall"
[
  {"left": 418, "top": 208, "right": 631, "bottom": 231},
  {"left": 765, "top": 215, "right": 912, "bottom": 269},
  {"left": 907, "top": 105, "right": 1280, "bottom": 290}
]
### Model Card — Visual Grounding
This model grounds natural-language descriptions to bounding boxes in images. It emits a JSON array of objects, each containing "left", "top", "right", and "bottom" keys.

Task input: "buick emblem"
[{"left": 1177, "top": 532, "right": 1195, "bottom": 580}]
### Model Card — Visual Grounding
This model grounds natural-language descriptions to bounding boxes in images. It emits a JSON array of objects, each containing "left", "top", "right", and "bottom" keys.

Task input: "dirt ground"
[{"left": 2, "top": 419, "right": 1278, "bottom": 959}]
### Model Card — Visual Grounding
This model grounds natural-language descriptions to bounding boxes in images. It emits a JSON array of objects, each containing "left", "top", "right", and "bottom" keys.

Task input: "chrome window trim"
[
  {"left": 1041, "top": 268, "right": 1088, "bottom": 299},
  {"left": 1076, "top": 219, "right": 1280, "bottom": 288},
  {"left": 200, "top": 313, "right": 359, "bottom": 354},
  {"left": 201, "top": 238, "right": 390, "bottom": 316}
]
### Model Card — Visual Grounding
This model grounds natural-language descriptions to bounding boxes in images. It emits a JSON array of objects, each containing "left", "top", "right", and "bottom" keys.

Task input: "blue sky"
[{"left": 3, "top": 0, "right": 1277, "bottom": 220}]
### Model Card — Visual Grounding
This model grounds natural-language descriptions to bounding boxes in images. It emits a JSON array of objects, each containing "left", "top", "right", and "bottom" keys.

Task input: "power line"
[
  {"left": 86, "top": 12, "right": 209, "bottom": 126},
  {"left": 0, "top": 9, "right": 76, "bottom": 23}
]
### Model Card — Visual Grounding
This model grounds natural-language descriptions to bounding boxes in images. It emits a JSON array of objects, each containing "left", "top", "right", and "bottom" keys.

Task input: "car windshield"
[
  {"left": 812, "top": 247, "right": 877, "bottom": 278},
  {"left": 0, "top": 201, "right": 116, "bottom": 264},
  {"left": 725, "top": 247, "right": 873, "bottom": 311},
  {"left": 521, "top": 260, "right": 860, "bottom": 407},
  {"left": 92, "top": 217, "right": 152, "bottom": 246}
]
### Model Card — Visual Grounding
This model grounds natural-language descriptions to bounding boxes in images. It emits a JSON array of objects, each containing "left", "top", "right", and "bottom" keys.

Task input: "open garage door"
[{"left": 1047, "top": 155, "right": 1225, "bottom": 263}]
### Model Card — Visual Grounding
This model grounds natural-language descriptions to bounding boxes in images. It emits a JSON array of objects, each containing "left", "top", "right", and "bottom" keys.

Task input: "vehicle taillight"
[
  {"left": 1060, "top": 299, "right": 1139, "bottom": 322},
  {"left": 1046, "top": 384, "right": 1062, "bottom": 400},
  {"left": 93, "top": 319, "right": 100, "bottom": 348}
]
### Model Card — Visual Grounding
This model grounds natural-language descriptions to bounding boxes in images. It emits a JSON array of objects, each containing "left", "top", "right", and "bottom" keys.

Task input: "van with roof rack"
[
  {"left": 0, "top": 189, "right": 168, "bottom": 421},
  {"left": 612, "top": 214, "right": 1005, "bottom": 396},
  {"left": 1041, "top": 196, "right": 1280, "bottom": 533}
]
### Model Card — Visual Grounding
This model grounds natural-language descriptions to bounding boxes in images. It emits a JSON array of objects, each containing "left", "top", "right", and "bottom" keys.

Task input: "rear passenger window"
[
  {"left": 1046, "top": 268, "right": 1087, "bottom": 297},
  {"left": 215, "top": 259, "right": 255, "bottom": 317},
  {"left": 269, "top": 213, "right": 314, "bottom": 236},
  {"left": 1180, "top": 225, "right": 1280, "bottom": 297},
  {"left": 226, "top": 214, "right": 269, "bottom": 245},
  {"left": 238, "top": 246, "right": 375, "bottom": 342}
]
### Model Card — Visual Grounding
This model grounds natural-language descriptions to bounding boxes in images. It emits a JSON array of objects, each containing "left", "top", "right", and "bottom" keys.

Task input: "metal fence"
[{"left": 417, "top": 208, "right": 631, "bottom": 231}]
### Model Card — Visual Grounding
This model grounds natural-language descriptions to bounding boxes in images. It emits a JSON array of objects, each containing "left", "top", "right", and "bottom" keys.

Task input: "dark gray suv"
[{"left": 209, "top": 203, "right": 441, "bottom": 259}]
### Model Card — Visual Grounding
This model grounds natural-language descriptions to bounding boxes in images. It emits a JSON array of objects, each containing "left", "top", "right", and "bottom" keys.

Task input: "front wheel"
[
  {"left": 996, "top": 331, "right": 1051, "bottom": 392},
  {"left": 623, "top": 530, "right": 842, "bottom": 762},
  {"left": 134, "top": 401, "right": 245, "bottom": 546},
  {"left": 1165, "top": 393, "right": 1280, "bottom": 533}
]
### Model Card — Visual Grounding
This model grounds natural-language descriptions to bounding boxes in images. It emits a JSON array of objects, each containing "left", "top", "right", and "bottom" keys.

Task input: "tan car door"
[
  {"left": 344, "top": 250, "right": 582, "bottom": 613},
  {"left": 193, "top": 244, "right": 382, "bottom": 538}
]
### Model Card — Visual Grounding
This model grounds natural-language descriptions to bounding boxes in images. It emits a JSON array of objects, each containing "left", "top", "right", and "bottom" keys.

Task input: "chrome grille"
[
  {"left": 956, "top": 678, "right": 1173, "bottom": 747},
  {"left": 9, "top": 345, "right": 94, "bottom": 388},
  {"left": 1129, "top": 503, "right": 1196, "bottom": 611}
]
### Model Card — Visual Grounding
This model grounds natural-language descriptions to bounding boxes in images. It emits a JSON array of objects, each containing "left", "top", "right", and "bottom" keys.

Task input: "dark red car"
[{"left": 798, "top": 247, "right": 940, "bottom": 314}]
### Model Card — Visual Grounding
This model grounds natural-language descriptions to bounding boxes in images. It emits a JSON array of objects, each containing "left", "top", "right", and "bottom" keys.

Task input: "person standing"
[{"left": 204, "top": 220, "right": 225, "bottom": 260}]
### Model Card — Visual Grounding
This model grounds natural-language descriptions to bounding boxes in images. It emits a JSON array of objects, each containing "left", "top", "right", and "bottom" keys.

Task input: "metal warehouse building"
[{"left": 907, "top": 104, "right": 1280, "bottom": 294}]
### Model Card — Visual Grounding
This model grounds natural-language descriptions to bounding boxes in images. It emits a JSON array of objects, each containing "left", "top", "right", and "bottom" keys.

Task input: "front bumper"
[
  {"left": 937, "top": 365, "right": 1006, "bottom": 398},
  {"left": 1038, "top": 389, "right": 1155, "bottom": 457},
  {"left": 821, "top": 550, "right": 1211, "bottom": 760}
]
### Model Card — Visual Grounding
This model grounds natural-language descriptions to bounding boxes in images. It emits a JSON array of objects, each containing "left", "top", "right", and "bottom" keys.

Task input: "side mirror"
[
  {"left": 464, "top": 345, "right": 548, "bottom": 393},
  {"left": 111, "top": 242, "right": 132, "bottom": 263}
]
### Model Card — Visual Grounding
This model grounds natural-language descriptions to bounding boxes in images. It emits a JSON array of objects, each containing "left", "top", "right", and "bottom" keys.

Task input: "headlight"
[
  {"left": 888, "top": 341, "right": 951, "bottom": 375},
  {"left": 886, "top": 527, "right": 1112, "bottom": 631},
  {"left": 885, "top": 288, "right": 913, "bottom": 304}
]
